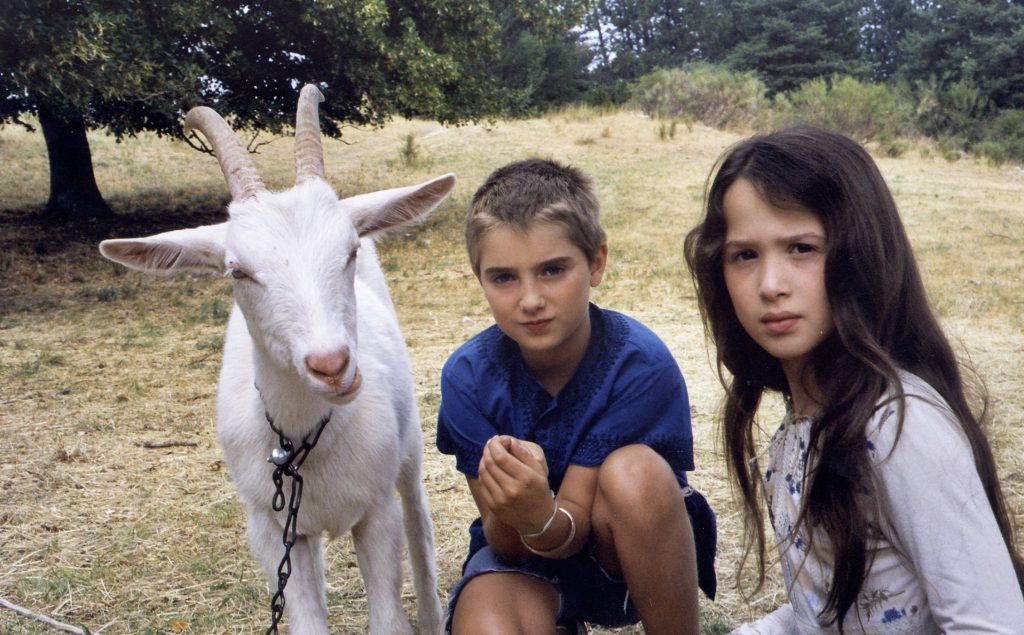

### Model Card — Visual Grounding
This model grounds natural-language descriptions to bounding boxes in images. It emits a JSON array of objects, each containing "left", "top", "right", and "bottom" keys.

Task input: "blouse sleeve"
[
  {"left": 729, "top": 603, "right": 796, "bottom": 634},
  {"left": 872, "top": 395, "right": 1024, "bottom": 632}
]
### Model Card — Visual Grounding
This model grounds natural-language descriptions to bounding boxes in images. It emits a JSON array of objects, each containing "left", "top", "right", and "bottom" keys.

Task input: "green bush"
[
  {"left": 773, "top": 75, "right": 914, "bottom": 143},
  {"left": 584, "top": 79, "right": 632, "bottom": 109},
  {"left": 630, "top": 64, "right": 766, "bottom": 129},
  {"left": 977, "top": 109, "right": 1024, "bottom": 165},
  {"left": 914, "top": 73, "right": 988, "bottom": 144},
  {"left": 974, "top": 141, "right": 1009, "bottom": 166},
  {"left": 936, "top": 135, "right": 966, "bottom": 162}
]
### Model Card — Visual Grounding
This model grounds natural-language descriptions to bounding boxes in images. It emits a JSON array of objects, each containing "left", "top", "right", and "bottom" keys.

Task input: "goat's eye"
[
  {"left": 346, "top": 248, "right": 358, "bottom": 266},
  {"left": 229, "top": 267, "right": 248, "bottom": 280}
]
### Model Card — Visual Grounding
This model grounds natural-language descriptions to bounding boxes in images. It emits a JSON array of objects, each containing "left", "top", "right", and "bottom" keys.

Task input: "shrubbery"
[
  {"left": 772, "top": 75, "right": 914, "bottom": 144},
  {"left": 977, "top": 109, "right": 1024, "bottom": 165},
  {"left": 621, "top": 64, "right": 1023, "bottom": 166},
  {"left": 630, "top": 64, "right": 766, "bottom": 129}
]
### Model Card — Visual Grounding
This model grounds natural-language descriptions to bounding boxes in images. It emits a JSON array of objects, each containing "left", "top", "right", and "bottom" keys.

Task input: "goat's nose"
[{"left": 306, "top": 349, "right": 350, "bottom": 381}]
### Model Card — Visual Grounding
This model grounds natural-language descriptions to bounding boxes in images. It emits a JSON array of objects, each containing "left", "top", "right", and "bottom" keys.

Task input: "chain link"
[{"left": 262, "top": 406, "right": 332, "bottom": 635}]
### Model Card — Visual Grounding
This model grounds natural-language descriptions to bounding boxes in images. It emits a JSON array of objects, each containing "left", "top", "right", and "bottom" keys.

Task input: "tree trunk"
[{"left": 37, "top": 102, "right": 113, "bottom": 225}]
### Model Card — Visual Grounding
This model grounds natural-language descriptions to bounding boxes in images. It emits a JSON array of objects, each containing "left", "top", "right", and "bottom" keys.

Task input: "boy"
[{"left": 437, "top": 158, "right": 716, "bottom": 634}]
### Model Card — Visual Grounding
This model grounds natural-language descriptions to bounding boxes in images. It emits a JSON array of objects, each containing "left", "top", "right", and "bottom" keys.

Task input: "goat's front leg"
[
  {"left": 352, "top": 496, "right": 414, "bottom": 635},
  {"left": 247, "top": 509, "right": 330, "bottom": 635}
]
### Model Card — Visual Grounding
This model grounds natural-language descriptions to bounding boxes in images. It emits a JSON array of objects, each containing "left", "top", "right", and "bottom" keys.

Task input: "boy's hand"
[
  {"left": 499, "top": 436, "right": 549, "bottom": 477},
  {"left": 477, "top": 435, "right": 554, "bottom": 534}
]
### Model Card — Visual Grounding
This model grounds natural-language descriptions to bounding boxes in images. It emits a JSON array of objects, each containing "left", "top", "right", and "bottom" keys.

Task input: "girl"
[{"left": 684, "top": 125, "right": 1024, "bottom": 633}]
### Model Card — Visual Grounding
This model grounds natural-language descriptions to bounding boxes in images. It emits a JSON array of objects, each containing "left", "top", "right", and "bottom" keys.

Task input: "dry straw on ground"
[{"left": 1, "top": 109, "right": 1022, "bottom": 634}]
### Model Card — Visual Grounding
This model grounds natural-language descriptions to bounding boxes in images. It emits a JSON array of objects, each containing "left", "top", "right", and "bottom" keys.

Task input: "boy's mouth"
[{"left": 521, "top": 318, "right": 553, "bottom": 333}]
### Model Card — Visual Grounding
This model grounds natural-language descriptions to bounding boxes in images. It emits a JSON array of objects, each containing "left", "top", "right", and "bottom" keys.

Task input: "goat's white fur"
[{"left": 99, "top": 91, "right": 453, "bottom": 634}]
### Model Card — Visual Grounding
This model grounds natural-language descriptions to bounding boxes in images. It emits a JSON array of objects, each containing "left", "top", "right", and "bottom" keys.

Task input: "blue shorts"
[
  {"left": 445, "top": 539, "right": 638, "bottom": 633},
  {"left": 445, "top": 487, "right": 717, "bottom": 632}
]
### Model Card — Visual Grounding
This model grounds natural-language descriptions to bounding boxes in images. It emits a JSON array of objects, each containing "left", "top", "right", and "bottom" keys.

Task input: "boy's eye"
[
  {"left": 490, "top": 273, "right": 515, "bottom": 284},
  {"left": 541, "top": 264, "right": 566, "bottom": 276}
]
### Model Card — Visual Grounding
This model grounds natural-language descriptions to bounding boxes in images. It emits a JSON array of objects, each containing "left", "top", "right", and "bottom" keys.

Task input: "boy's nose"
[{"left": 520, "top": 280, "right": 545, "bottom": 311}]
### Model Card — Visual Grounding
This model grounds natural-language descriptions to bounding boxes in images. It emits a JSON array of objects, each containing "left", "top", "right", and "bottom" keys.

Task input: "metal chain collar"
[{"left": 261, "top": 403, "right": 332, "bottom": 635}]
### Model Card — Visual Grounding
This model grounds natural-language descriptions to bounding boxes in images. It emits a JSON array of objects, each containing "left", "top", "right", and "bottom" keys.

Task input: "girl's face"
[
  {"left": 477, "top": 220, "right": 606, "bottom": 378},
  {"left": 721, "top": 178, "right": 834, "bottom": 384}
]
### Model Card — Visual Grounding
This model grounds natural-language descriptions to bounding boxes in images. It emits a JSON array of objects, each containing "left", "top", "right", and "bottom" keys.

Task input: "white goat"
[{"left": 99, "top": 85, "right": 453, "bottom": 635}]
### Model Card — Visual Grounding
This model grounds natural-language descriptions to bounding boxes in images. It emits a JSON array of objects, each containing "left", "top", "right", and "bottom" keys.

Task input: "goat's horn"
[
  {"left": 294, "top": 84, "right": 326, "bottom": 185},
  {"left": 184, "top": 107, "right": 265, "bottom": 201}
]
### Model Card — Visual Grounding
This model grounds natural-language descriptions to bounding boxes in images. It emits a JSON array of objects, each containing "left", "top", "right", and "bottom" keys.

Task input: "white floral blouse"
[{"left": 731, "top": 372, "right": 1024, "bottom": 634}]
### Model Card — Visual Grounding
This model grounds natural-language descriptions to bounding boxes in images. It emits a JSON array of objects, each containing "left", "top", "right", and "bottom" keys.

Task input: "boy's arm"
[
  {"left": 470, "top": 436, "right": 595, "bottom": 560},
  {"left": 466, "top": 475, "right": 529, "bottom": 557}
]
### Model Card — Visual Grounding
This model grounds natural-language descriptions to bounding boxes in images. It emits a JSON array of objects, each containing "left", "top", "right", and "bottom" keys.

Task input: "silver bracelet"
[
  {"left": 520, "top": 507, "right": 576, "bottom": 557},
  {"left": 520, "top": 493, "right": 558, "bottom": 539}
]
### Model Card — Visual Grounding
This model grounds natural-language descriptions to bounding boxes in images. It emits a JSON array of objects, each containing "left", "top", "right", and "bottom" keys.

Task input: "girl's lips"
[{"left": 762, "top": 313, "right": 799, "bottom": 334}]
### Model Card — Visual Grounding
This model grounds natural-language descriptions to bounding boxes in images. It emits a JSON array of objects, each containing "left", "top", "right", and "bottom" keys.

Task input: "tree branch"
[
  {"left": 183, "top": 130, "right": 214, "bottom": 155},
  {"left": 0, "top": 596, "right": 86, "bottom": 634},
  {"left": 246, "top": 130, "right": 275, "bottom": 153},
  {"left": 139, "top": 440, "right": 198, "bottom": 449}
]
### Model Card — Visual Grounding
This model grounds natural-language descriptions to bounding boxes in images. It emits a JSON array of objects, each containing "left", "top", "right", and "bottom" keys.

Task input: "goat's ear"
[
  {"left": 99, "top": 223, "right": 227, "bottom": 275},
  {"left": 342, "top": 173, "right": 456, "bottom": 236}
]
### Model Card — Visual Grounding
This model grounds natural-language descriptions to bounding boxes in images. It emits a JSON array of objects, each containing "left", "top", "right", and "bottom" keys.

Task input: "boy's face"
[{"left": 477, "top": 221, "right": 606, "bottom": 374}]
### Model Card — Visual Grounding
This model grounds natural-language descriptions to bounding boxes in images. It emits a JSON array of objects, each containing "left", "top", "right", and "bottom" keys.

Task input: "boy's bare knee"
[
  {"left": 453, "top": 572, "right": 558, "bottom": 635},
  {"left": 597, "top": 445, "right": 680, "bottom": 512}
]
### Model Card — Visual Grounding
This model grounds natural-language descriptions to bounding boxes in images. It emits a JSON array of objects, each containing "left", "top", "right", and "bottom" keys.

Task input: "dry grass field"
[{"left": 1, "top": 108, "right": 1022, "bottom": 634}]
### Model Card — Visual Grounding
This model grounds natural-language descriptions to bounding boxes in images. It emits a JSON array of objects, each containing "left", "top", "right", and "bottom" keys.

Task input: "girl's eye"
[
  {"left": 791, "top": 242, "right": 819, "bottom": 255},
  {"left": 490, "top": 273, "right": 515, "bottom": 285},
  {"left": 729, "top": 249, "right": 757, "bottom": 263},
  {"left": 541, "top": 264, "right": 566, "bottom": 277}
]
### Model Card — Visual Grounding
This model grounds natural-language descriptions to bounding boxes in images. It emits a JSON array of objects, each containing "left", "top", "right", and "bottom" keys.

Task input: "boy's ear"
[{"left": 590, "top": 243, "right": 608, "bottom": 287}]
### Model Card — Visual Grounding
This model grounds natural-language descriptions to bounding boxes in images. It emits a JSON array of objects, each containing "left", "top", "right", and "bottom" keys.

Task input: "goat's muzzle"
[{"left": 306, "top": 351, "right": 362, "bottom": 402}]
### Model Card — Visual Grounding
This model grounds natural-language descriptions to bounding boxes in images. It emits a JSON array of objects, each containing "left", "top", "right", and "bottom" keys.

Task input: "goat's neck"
[{"left": 251, "top": 346, "right": 330, "bottom": 440}]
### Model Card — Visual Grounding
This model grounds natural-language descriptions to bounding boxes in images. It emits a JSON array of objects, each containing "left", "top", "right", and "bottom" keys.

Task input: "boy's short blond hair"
[{"left": 465, "top": 158, "right": 607, "bottom": 277}]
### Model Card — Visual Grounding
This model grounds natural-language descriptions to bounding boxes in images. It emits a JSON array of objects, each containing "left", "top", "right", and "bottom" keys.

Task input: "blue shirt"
[{"left": 437, "top": 304, "right": 696, "bottom": 557}]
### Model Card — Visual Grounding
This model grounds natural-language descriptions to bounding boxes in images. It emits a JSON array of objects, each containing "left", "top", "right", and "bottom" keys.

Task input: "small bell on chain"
[{"left": 268, "top": 447, "right": 292, "bottom": 466}]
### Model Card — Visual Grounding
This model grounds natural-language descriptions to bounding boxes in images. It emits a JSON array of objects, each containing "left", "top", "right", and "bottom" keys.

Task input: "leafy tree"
[
  {"left": 900, "top": 0, "right": 1024, "bottom": 110},
  {"left": 488, "top": 0, "right": 591, "bottom": 112},
  {"left": 584, "top": 0, "right": 713, "bottom": 80},
  {"left": 721, "top": 0, "right": 866, "bottom": 95},
  {"left": 858, "top": 0, "right": 918, "bottom": 81},
  {"left": 0, "top": 0, "right": 208, "bottom": 223},
  {"left": 0, "top": 0, "right": 511, "bottom": 226}
]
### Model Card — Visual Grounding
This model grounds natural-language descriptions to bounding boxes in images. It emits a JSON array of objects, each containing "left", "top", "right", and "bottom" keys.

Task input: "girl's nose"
[{"left": 758, "top": 256, "right": 789, "bottom": 300}]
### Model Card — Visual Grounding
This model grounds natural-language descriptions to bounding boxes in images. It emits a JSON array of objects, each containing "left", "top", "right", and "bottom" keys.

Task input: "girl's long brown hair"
[{"left": 684, "top": 124, "right": 1024, "bottom": 630}]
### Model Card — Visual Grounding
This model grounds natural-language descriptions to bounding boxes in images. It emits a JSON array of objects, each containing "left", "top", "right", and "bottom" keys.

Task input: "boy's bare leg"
[
  {"left": 591, "top": 444, "right": 700, "bottom": 635},
  {"left": 451, "top": 571, "right": 560, "bottom": 635}
]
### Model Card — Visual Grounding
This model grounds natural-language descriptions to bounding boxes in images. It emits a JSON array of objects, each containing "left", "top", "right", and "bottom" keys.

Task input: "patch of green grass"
[
  {"left": 40, "top": 352, "right": 66, "bottom": 366},
  {"left": 196, "top": 334, "right": 224, "bottom": 351},
  {"left": 15, "top": 359, "right": 41, "bottom": 377},
  {"left": 74, "top": 419, "right": 116, "bottom": 433},
  {"left": 399, "top": 133, "right": 420, "bottom": 167},
  {"left": 657, "top": 119, "right": 678, "bottom": 141}
]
